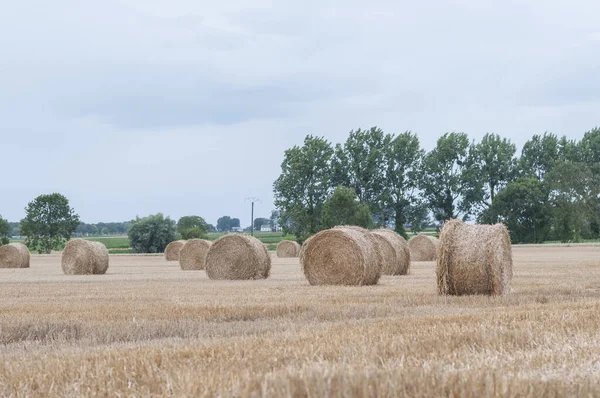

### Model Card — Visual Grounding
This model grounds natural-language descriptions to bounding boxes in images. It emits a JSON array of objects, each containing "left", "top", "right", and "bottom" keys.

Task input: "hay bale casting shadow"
[
  {"left": 165, "top": 240, "right": 186, "bottom": 261},
  {"left": 61, "top": 239, "right": 110, "bottom": 275},
  {"left": 276, "top": 240, "right": 301, "bottom": 258},
  {"left": 372, "top": 229, "right": 411, "bottom": 275},
  {"left": 408, "top": 234, "right": 439, "bottom": 261},
  {"left": 179, "top": 239, "right": 212, "bottom": 270},
  {"left": 205, "top": 235, "right": 271, "bottom": 280},
  {"left": 436, "top": 219, "right": 513, "bottom": 296},
  {"left": 0, "top": 243, "right": 30, "bottom": 268}
]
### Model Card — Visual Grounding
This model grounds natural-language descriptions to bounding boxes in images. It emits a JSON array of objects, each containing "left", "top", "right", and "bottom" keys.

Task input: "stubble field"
[{"left": 1, "top": 246, "right": 600, "bottom": 397}]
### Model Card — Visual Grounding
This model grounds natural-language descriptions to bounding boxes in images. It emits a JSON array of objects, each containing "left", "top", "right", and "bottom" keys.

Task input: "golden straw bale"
[
  {"left": 276, "top": 240, "right": 301, "bottom": 258},
  {"left": 205, "top": 234, "right": 271, "bottom": 280},
  {"left": 0, "top": 243, "right": 30, "bottom": 268},
  {"left": 179, "top": 239, "right": 212, "bottom": 270},
  {"left": 408, "top": 234, "right": 439, "bottom": 261},
  {"left": 372, "top": 229, "right": 411, "bottom": 275},
  {"left": 301, "top": 226, "right": 382, "bottom": 286},
  {"left": 61, "top": 239, "right": 110, "bottom": 275},
  {"left": 436, "top": 219, "right": 513, "bottom": 296},
  {"left": 164, "top": 240, "right": 186, "bottom": 261}
]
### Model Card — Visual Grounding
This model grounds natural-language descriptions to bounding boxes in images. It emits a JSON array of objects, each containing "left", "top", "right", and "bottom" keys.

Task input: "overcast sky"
[{"left": 1, "top": 1, "right": 599, "bottom": 226}]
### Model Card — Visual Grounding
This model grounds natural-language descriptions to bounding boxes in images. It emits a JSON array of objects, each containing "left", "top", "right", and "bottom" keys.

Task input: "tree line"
[{"left": 273, "top": 127, "right": 600, "bottom": 244}]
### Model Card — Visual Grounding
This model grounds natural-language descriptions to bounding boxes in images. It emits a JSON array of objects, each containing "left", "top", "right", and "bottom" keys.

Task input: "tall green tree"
[
  {"left": 465, "top": 133, "right": 517, "bottom": 217},
  {"left": 545, "top": 161, "right": 600, "bottom": 242},
  {"left": 177, "top": 216, "right": 209, "bottom": 239},
  {"left": 128, "top": 213, "right": 178, "bottom": 253},
  {"left": 483, "top": 178, "right": 551, "bottom": 243},
  {"left": 383, "top": 131, "right": 425, "bottom": 238},
  {"left": 0, "top": 216, "right": 10, "bottom": 245},
  {"left": 322, "top": 186, "right": 373, "bottom": 229},
  {"left": 422, "top": 132, "right": 473, "bottom": 224},
  {"left": 273, "top": 135, "right": 334, "bottom": 242},
  {"left": 519, "top": 132, "right": 559, "bottom": 179},
  {"left": 578, "top": 127, "right": 600, "bottom": 172},
  {"left": 20, "top": 193, "right": 80, "bottom": 254},
  {"left": 216, "top": 216, "right": 240, "bottom": 232},
  {"left": 330, "top": 127, "right": 389, "bottom": 224}
]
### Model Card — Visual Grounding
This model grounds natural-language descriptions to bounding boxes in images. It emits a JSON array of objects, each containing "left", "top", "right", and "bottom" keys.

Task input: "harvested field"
[{"left": 1, "top": 245, "right": 600, "bottom": 396}]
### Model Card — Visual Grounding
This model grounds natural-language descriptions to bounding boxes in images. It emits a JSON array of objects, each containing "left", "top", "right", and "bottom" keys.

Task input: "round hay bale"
[
  {"left": 301, "top": 226, "right": 382, "bottom": 286},
  {"left": 205, "top": 235, "right": 271, "bottom": 280},
  {"left": 408, "top": 234, "right": 439, "bottom": 261},
  {"left": 90, "top": 241, "right": 109, "bottom": 274},
  {"left": 332, "top": 226, "right": 382, "bottom": 285},
  {"left": 165, "top": 240, "right": 186, "bottom": 261},
  {"left": 61, "top": 239, "right": 109, "bottom": 275},
  {"left": 436, "top": 219, "right": 513, "bottom": 296},
  {"left": 0, "top": 243, "right": 30, "bottom": 268},
  {"left": 179, "top": 239, "right": 212, "bottom": 270},
  {"left": 276, "top": 240, "right": 301, "bottom": 258},
  {"left": 372, "top": 229, "right": 411, "bottom": 275}
]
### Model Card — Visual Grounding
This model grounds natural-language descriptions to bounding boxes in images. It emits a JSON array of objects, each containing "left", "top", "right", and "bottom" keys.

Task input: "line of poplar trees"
[{"left": 273, "top": 127, "right": 600, "bottom": 244}]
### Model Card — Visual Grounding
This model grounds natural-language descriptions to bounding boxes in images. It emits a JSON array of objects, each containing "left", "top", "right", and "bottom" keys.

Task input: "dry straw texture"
[
  {"left": 0, "top": 243, "right": 30, "bottom": 268},
  {"left": 164, "top": 240, "right": 186, "bottom": 261},
  {"left": 436, "top": 219, "right": 513, "bottom": 296},
  {"left": 409, "top": 234, "right": 440, "bottom": 261},
  {"left": 61, "top": 239, "right": 110, "bottom": 275},
  {"left": 205, "top": 235, "right": 271, "bottom": 280},
  {"left": 301, "top": 226, "right": 382, "bottom": 286},
  {"left": 372, "top": 229, "right": 411, "bottom": 275},
  {"left": 276, "top": 240, "right": 301, "bottom": 258},
  {"left": 179, "top": 239, "right": 212, "bottom": 270}
]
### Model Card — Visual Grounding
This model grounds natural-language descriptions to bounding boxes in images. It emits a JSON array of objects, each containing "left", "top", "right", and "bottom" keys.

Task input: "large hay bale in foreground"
[
  {"left": 372, "top": 229, "right": 411, "bottom": 275},
  {"left": 408, "top": 234, "right": 439, "bottom": 261},
  {"left": 301, "top": 226, "right": 382, "bottom": 286},
  {"left": 205, "top": 235, "right": 271, "bottom": 280},
  {"left": 61, "top": 239, "right": 110, "bottom": 275},
  {"left": 179, "top": 239, "right": 212, "bottom": 270},
  {"left": 164, "top": 240, "right": 186, "bottom": 261},
  {"left": 0, "top": 243, "right": 30, "bottom": 268},
  {"left": 436, "top": 219, "right": 513, "bottom": 296},
  {"left": 276, "top": 240, "right": 301, "bottom": 258}
]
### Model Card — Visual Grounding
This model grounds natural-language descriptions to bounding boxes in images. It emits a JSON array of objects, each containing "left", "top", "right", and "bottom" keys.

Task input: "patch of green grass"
[
  {"left": 84, "top": 237, "right": 130, "bottom": 249},
  {"left": 108, "top": 248, "right": 134, "bottom": 254}
]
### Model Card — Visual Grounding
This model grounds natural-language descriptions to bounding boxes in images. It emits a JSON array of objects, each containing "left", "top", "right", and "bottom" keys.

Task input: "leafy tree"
[
  {"left": 322, "top": 186, "right": 372, "bottom": 229},
  {"left": 0, "top": 216, "right": 10, "bottom": 245},
  {"left": 464, "top": 133, "right": 517, "bottom": 217},
  {"left": 405, "top": 202, "right": 430, "bottom": 235},
  {"left": 217, "top": 216, "right": 233, "bottom": 232},
  {"left": 519, "top": 132, "right": 559, "bottom": 179},
  {"left": 331, "top": 127, "right": 389, "bottom": 224},
  {"left": 383, "top": 131, "right": 425, "bottom": 238},
  {"left": 253, "top": 218, "right": 270, "bottom": 231},
  {"left": 128, "top": 213, "right": 177, "bottom": 253},
  {"left": 578, "top": 127, "right": 600, "bottom": 173},
  {"left": 482, "top": 178, "right": 551, "bottom": 243},
  {"left": 545, "top": 161, "right": 600, "bottom": 242},
  {"left": 422, "top": 132, "right": 473, "bottom": 224},
  {"left": 177, "top": 216, "right": 208, "bottom": 239},
  {"left": 558, "top": 135, "right": 580, "bottom": 163},
  {"left": 20, "top": 193, "right": 80, "bottom": 254},
  {"left": 9, "top": 222, "right": 20, "bottom": 237},
  {"left": 273, "top": 135, "right": 334, "bottom": 242}
]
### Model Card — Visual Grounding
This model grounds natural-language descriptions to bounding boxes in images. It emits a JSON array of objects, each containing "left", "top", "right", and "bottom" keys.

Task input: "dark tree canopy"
[
  {"left": 177, "top": 216, "right": 209, "bottom": 239},
  {"left": 20, "top": 193, "right": 80, "bottom": 254},
  {"left": 0, "top": 216, "right": 10, "bottom": 245},
  {"left": 322, "top": 186, "right": 372, "bottom": 229},
  {"left": 128, "top": 213, "right": 178, "bottom": 254}
]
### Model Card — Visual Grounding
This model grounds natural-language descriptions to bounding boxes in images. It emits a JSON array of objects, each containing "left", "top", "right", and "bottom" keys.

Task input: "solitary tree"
[
  {"left": 177, "top": 216, "right": 209, "bottom": 239},
  {"left": 20, "top": 193, "right": 80, "bottom": 254},
  {"left": 128, "top": 213, "right": 177, "bottom": 254},
  {"left": 0, "top": 216, "right": 10, "bottom": 245}
]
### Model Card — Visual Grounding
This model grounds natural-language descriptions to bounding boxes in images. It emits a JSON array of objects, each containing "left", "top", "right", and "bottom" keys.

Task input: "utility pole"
[{"left": 245, "top": 197, "right": 261, "bottom": 236}]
